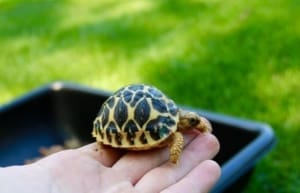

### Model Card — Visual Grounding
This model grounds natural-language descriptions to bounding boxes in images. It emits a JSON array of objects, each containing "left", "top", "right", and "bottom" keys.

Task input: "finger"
[
  {"left": 161, "top": 160, "right": 221, "bottom": 193},
  {"left": 135, "top": 133, "right": 220, "bottom": 193},
  {"left": 78, "top": 142, "right": 125, "bottom": 167},
  {"left": 112, "top": 133, "right": 198, "bottom": 184}
]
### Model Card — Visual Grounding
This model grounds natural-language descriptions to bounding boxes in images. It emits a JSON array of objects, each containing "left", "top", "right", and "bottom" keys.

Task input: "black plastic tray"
[{"left": 0, "top": 82, "right": 276, "bottom": 193}]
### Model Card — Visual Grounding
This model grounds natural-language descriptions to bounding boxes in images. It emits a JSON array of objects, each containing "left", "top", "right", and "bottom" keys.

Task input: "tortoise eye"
[{"left": 189, "top": 117, "right": 199, "bottom": 126}]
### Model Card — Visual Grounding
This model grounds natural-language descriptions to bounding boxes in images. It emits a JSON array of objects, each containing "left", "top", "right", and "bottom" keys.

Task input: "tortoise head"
[{"left": 178, "top": 110, "right": 212, "bottom": 133}]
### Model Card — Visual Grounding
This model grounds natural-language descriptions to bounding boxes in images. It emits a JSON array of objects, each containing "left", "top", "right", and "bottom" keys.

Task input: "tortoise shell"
[{"left": 92, "top": 84, "right": 179, "bottom": 149}]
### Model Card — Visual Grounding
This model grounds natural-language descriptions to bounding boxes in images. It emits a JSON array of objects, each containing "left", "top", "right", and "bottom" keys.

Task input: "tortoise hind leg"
[{"left": 169, "top": 132, "right": 184, "bottom": 164}]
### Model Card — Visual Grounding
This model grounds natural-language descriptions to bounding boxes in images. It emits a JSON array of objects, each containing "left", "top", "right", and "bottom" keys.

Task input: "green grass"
[{"left": 1, "top": 0, "right": 300, "bottom": 192}]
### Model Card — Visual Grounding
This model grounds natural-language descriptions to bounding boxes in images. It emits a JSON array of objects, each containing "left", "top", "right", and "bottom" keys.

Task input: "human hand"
[{"left": 0, "top": 132, "right": 220, "bottom": 193}]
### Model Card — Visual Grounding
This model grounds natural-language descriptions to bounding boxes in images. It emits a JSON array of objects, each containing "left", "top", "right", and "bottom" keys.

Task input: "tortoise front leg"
[{"left": 169, "top": 132, "right": 184, "bottom": 164}]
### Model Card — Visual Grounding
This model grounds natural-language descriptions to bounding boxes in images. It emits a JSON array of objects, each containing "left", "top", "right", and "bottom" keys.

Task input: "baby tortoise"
[{"left": 92, "top": 84, "right": 212, "bottom": 164}]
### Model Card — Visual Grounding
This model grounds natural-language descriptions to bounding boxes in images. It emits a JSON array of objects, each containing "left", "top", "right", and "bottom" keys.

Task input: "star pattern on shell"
[{"left": 92, "top": 84, "right": 179, "bottom": 149}]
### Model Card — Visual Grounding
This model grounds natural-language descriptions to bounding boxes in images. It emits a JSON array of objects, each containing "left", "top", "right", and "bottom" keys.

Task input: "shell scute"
[
  {"left": 106, "top": 122, "right": 117, "bottom": 143},
  {"left": 148, "top": 87, "right": 163, "bottom": 98},
  {"left": 139, "top": 132, "right": 148, "bottom": 144},
  {"left": 114, "top": 99, "right": 128, "bottom": 129},
  {"left": 151, "top": 98, "right": 168, "bottom": 113},
  {"left": 100, "top": 106, "right": 109, "bottom": 128},
  {"left": 167, "top": 102, "right": 179, "bottom": 116},
  {"left": 106, "top": 96, "right": 115, "bottom": 108},
  {"left": 134, "top": 98, "right": 151, "bottom": 127},
  {"left": 145, "top": 119, "right": 161, "bottom": 140},
  {"left": 130, "top": 93, "right": 142, "bottom": 107},
  {"left": 128, "top": 84, "right": 144, "bottom": 91},
  {"left": 124, "top": 120, "right": 139, "bottom": 145}
]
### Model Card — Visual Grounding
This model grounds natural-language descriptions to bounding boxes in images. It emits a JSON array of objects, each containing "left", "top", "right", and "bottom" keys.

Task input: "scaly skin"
[{"left": 169, "top": 132, "right": 184, "bottom": 164}]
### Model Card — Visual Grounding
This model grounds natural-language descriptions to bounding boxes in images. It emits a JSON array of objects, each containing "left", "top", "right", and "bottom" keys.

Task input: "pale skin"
[{"left": 0, "top": 132, "right": 220, "bottom": 193}]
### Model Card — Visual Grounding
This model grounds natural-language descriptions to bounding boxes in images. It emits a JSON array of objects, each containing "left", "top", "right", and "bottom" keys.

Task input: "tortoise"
[{"left": 92, "top": 84, "right": 212, "bottom": 164}]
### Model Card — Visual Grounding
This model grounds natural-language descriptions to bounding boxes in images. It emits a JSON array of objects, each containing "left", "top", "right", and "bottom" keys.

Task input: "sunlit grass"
[
  {"left": 60, "top": 0, "right": 155, "bottom": 30},
  {"left": 256, "top": 68, "right": 300, "bottom": 130}
]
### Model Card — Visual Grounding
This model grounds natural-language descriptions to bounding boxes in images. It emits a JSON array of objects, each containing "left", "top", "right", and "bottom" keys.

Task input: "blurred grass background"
[{"left": 0, "top": 0, "right": 299, "bottom": 192}]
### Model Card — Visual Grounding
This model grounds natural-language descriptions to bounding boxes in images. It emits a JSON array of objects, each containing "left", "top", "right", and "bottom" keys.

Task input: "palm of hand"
[{"left": 30, "top": 133, "right": 220, "bottom": 193}]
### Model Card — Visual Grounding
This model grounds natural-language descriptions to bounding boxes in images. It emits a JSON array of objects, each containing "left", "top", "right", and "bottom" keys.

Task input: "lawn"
[{"left": 0, "top": 0, "right": 300, "bottom": 192}]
